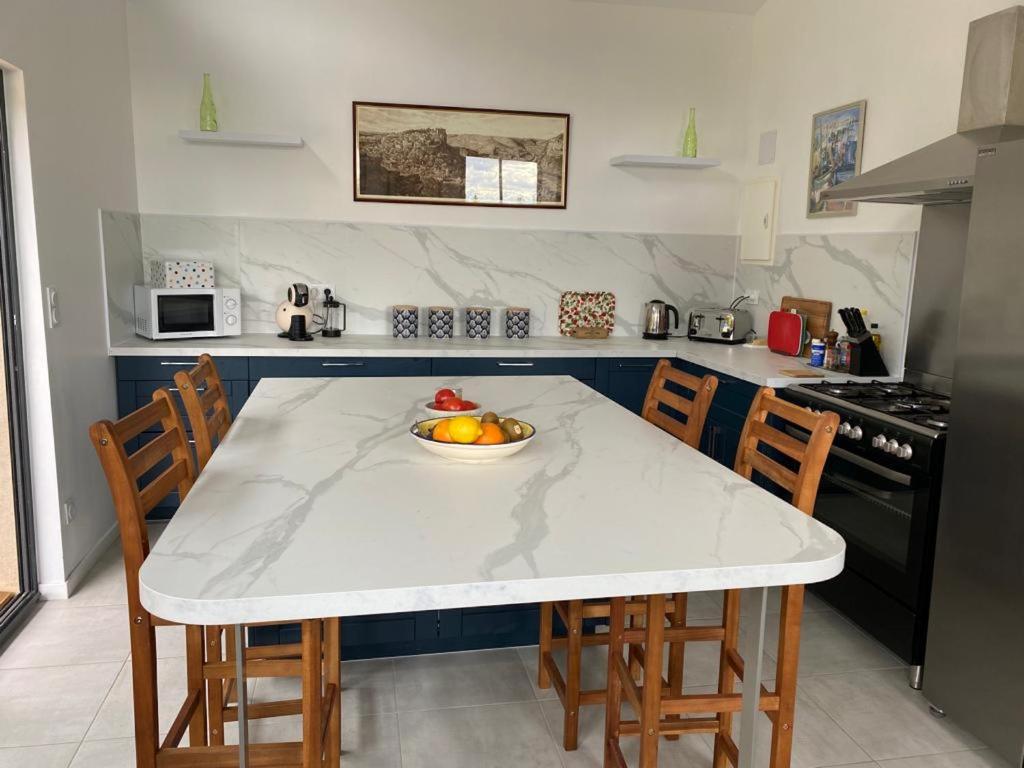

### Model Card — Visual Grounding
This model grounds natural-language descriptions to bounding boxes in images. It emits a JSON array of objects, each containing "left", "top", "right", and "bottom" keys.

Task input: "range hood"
[{"left": 824, "top": 6, "right": 1024, "bottom": 206}]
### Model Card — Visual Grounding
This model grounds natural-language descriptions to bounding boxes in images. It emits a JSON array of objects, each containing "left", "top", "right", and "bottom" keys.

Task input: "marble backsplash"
[{"left": 100, "top": 211, "right": 916, "bottom": 376}]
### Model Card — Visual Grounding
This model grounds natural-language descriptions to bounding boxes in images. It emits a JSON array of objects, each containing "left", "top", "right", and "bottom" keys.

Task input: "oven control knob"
[
  {"left": 884, "top": 438, "right": 900, "bottom": 454},
  {"left": 896, "top": 443, "right": 913, "bottom": 460},
  {"left": 849, "top": 426, "right": 863, "bottom": 441},
  {"left": 224, "top": 297, "right": 238, "bottom": 310},
  {"left": 225, "top": 315, "right": 238, "bottom": 326},
  {"left": 838, "top": 422, "right": 851, "bottom": 436},
  {"left": 872, "top": 434, "right": 888, "bottom": 449},
  {"left": 813, "top": 409, "right": 822, "bottom": 416}
]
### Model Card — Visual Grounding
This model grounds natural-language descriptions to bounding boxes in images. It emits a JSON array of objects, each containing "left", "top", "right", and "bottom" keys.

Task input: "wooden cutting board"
[{"left": 780, "top": 296, "right": 832, "bottom": 358}]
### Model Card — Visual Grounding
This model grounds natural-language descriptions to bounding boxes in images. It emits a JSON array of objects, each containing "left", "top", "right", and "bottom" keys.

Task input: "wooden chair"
[
  {"left": 537, "top": 360, "right": 718, "bottom": 750},
  {"left": 90, "top": 388, "right": 340, "bottom": 768},
  {"left": 604, "top": 387, "right": 839, "bottom": 768},
  {"left": 173, "top": 353, "right": 232, "bottom": 471}
]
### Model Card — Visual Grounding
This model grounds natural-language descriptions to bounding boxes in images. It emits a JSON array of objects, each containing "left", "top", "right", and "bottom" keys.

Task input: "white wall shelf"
[
  {"left": 609, "top": 154, "right": 720, "bottom": 169},
  {"left": 178, "top": 130, "right": 304, "bottom": 148}
]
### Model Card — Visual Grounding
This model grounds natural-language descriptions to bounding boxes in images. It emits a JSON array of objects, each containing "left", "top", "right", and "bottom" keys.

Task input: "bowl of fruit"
[
  {"left": 410, "top": 411, "right": 535, "bottom": 463},
  {"left": 424, "top": 387, "right": 481, "bottom": 417}
]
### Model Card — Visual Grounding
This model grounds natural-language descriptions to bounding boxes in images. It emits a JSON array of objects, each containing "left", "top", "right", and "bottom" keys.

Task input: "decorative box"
[{"left": 149, "top": 260, "right": 216, "bottom": 288}]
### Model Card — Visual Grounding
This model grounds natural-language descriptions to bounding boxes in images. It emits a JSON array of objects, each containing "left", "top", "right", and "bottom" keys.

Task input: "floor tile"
[
  {"left": 0, "top": 603, "right": 130, "bottom": 669},
  {"left": 877, "top": 749, "right": 1013, "bottom": 767},
  {"left": 67, "top": 543, "right": 126, "bottom": 608},
  {"left": 763, "top": 610, "right": 905, "bottom": 677},
  {"left": 246, "top": 712, "right": 400, "bottom": 767},
  {"left": 802, "top": 667, "right": 985, "bottom": 761},
  {"left": 394, "top": 648, "right": 535, "bottom": 711},
  {"left": 251, "top": 657, "right": 396, "bottom": 720},
  {"left": 516, "top": 643, "right": 607, "bottom": 702},
  {"left": 0, "top": 743, "right": 77, "bottom": 768},
  {"left": 399, "top": 701, "right": 562, "bottom": 768},
  {"left": 0, "top": 662, "right": 123, "bottom": 747},
  {"left": 68, "top": 739, "right": 135, "bottom": 768},
  {"left": 540, "top": 697, "right": 713, "bottom": 767}
]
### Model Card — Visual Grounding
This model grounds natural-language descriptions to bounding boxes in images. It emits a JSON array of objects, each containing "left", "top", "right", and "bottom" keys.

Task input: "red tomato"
[
  {"left": 458, "top": 400, "right": 479, "bottom": 410},
  {"left": 437, "top": 397, "right": 467, "bottom": 411},
  {"left": 434, "top": 388, "right": 457, "bottom": 404}
]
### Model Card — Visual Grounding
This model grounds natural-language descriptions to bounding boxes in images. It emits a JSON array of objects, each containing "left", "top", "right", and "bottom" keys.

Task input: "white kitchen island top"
[{"left": 139, "top": 376, "right": 845, "bottom": 626}]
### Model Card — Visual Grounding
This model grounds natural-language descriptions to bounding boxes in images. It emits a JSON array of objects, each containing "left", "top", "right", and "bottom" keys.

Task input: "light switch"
[{"left": 46, "top": 286, "right": 60, "bottom": 328}]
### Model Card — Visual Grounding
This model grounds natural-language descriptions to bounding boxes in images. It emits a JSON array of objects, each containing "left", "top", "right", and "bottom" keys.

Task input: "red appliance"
[{"left": 767, "top": 309, "right": 808, "bottom": 356}]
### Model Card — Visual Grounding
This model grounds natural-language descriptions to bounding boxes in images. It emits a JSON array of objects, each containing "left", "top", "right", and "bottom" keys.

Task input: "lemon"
[{"left": 448, "top": 415, "right": 483, "bottom": 444}]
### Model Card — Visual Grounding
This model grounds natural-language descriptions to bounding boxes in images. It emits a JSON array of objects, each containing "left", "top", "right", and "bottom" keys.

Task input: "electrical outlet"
[
  {"left": 308, "top": 283, "right": 335, "bottom": 307},
  {"left": 46, "top": 286, "right": 60, "bottom": 327},
  {"left": 62, "top": 498, "right": 75, "bottom": 525},
  {"left": 745, "top": 290, "right": 760, "bottom": 305}
]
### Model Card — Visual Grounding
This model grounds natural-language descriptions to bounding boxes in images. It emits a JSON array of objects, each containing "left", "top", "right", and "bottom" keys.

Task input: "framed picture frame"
[
  {"left": 807, "top": 99, "right": 866, "bottom": 218},
  {"left": 353, "top": 102, "right": 570, "bottom": 208}
]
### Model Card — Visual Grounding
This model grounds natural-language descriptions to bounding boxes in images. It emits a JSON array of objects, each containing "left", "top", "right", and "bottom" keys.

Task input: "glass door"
[{"left": 0, "top": 70, "right": 37, "bottom": 638}]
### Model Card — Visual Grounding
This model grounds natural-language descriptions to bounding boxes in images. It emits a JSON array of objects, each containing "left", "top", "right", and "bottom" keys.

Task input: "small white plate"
[{"left": 423, "top": 401, "right": 482, "bottom": 417}]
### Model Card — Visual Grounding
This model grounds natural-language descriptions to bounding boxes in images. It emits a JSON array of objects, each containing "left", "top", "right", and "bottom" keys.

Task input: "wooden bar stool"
[
  {"left": 90, "top": 388, "right": 340, "bottom": 768},
  {"left": 538, "top": 359, "right": 718, "bottom": 750},
  {"left": 173, "top": 353, "right": 233, "bottom": 471},
  {"left": 603, "top": 387, "right": 838, "bottom": 768}
]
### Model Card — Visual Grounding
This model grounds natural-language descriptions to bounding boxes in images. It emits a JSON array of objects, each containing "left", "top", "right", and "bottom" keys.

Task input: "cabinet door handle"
[
  {"left": 496, "top": 362, "right": 534, "bottom": 367},
  {"left": 617, "top": 363, "right": 656, "bottom": 370},
  {"left": 159, "top": 361, "right": 196, "bottom": 366},
  {"left": 321, "top": 361, "right": 365, "bottom": 367}
]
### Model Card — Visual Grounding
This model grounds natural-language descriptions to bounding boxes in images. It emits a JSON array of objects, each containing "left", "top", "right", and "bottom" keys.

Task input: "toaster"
[{"left": 687, "top": 307, "right": 753, "bottom": 345}]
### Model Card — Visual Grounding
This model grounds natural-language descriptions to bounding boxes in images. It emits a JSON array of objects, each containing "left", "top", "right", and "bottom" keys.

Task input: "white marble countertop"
[
  {"left": 139, "top": 376, "right": 845, "bottom": 625},
  {"left": 110, "top": 333, "right": 900, "bottom": 388}
]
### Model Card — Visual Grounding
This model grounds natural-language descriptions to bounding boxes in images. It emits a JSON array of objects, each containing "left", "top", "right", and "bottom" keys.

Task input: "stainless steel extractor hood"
[{"left": 824, "top": 6, "right": 1024, "bottom": 206}]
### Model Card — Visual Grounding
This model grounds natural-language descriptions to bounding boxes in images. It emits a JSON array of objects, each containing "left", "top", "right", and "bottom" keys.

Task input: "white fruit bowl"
[
  {"left": 410, "top": 417, "right": 536, "bottom": 464},
  {"left": 422, "top": 401, "right": 482, "bottom": 417}
]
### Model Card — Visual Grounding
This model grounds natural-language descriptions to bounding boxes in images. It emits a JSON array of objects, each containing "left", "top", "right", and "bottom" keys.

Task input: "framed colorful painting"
[
  {"left": 353, "top": 102, "right": 570, "bottom": 208},
  {"left": 807, "top": 100, "right": 866, "bottom": 218}
]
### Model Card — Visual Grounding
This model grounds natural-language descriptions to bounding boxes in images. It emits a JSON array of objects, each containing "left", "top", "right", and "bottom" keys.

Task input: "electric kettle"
[{"left": 642, "top": 299, "right": 679, "bottom": 340}]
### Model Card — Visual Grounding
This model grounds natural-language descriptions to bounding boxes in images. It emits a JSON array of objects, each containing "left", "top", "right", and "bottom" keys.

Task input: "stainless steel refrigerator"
[{"left": 923, "top": 135, "right": 1024, "bottom": 768}]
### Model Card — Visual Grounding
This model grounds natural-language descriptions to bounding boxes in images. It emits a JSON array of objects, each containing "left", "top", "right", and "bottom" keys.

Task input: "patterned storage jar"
[
  {"left": 465, "top": 307, "right": 492, "bottom": 339},
  {"left": 427, "top": 306, "right": 454, "bottom": 339},
  {"left": 392, "top": 305, "right": 419, "bottom": 338},
  {"left": 149, "top": 260, "right": 215, "bottom": 288},
  {"left": 505, "top": 307, "right": 530, "bottom": 339}
]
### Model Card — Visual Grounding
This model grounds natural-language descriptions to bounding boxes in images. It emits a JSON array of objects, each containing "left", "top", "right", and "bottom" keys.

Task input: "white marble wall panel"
[
  {"left": 735, "top": 233, "right": 916, "bottom": 376},
  {"left": 140, "top": 214, "right": 241, "bottom": 288},
  {"left": 99, "top": 210, "right": 143, "bottom": 346}
]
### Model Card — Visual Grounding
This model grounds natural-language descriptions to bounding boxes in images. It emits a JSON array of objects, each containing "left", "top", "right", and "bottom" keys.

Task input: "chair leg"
[
  {"left": 128, "top": 614, "right": 160, "bottom": 768},
  {"left": 538, "top": 601, "right": 553, "bottom": 689},
  {"left": 224, "top": 625, "right": 238, "bottom": 705},
  {"left": 324, "top": 618, "right": 341, "bottom": 768},
  {"left": 563, "top": 599, "right": 584, "bottom": 751},
  {"left": 301, "top": 619, "right": 324, "bottom": 768},
  {"left": 768, "top": 586, "right": 804, "bottom": 768},
  {"left": 664, "top": 592, "right": 687, "bottom": 741},
  {"left": 713, "top": 589, "right": 741, "bottom": 768},
  {"left": 639, "top": 594, "right": 666, "bottom": 768},
  {"left": 206, "top": 626, "right": 226, "bottom": 745},
  {"left": 628, "top": 597, "right": 644, "bottom": 682},
  {"left": 185, "top": 624, "right": 208, "bottom": 747},
  {"left": 603, "top": 596, "right": 626, "bottom": 768}
]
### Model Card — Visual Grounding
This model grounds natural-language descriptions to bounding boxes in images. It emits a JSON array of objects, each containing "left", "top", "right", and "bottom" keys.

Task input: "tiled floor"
[{"left": 0, "top": 527, "right": 1012, "bottom": 768}]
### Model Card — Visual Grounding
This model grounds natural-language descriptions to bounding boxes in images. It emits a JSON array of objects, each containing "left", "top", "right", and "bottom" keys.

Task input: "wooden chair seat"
[
  {"left": 90, "top": 388, "right": 340, "bottom": 767},
  {"left": 603, "top": 387, "right": 839, "bottom": 768},
  {"left": 538, "top": 360, "right": 719, "bottom": 750}
]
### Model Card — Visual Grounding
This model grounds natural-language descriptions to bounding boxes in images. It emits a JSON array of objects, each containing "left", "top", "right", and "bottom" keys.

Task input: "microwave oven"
[{"left": 133, "top": 286, "right": 241, "bottom": 340}]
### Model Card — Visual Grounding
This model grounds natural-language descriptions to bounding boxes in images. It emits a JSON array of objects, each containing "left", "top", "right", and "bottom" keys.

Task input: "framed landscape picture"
[
  {"left": 807, "top": 100, "right": 866, "bottom": 218},
  {"left": 353, "top": 102, "right": 569, "bottom": 208}
]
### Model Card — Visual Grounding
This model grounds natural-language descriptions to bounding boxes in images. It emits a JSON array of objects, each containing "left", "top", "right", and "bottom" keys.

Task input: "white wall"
[
  {"left": 747, "top": 0, "right": 1013, "bottom": 235},
  {"left": 0, "top": 0, "right": 138, "bottom": 594},
  {"left": 127, "top": 0, "right": 752, "bottom": 234}
]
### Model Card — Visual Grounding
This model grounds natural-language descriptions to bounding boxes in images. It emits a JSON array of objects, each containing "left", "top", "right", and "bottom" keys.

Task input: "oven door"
[
  {"left": 814, "top": 444, "right": 933, "bottom": 608},
  {"left": 155, "top": 293, "right": 217, "bottom": 337}
]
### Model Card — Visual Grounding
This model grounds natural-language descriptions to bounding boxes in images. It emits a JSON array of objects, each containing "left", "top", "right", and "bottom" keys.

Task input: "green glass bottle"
[
  {"left": 199, "top": 73, "right": 218, "bottom": 132},
  {"left": 682, "top": 107, "right": 698, "bottom": 158}
]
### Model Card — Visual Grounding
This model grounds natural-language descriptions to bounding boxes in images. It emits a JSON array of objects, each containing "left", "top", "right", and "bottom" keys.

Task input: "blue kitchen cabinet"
[
  {"left": 249, "top": 356, "right": 430, "bottom": 383},
  {"left": 430, "top": 357, "right": 597, "bottom": 387},
  {"left": 604, "top": 358, "right": 662, "bottom": 415},
  {"left": 673, "top": 358, "right": 758, "bottom": 468}
]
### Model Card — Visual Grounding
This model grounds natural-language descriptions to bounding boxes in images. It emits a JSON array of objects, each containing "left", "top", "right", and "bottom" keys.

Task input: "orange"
[
  {"left": 474, "top": 423, "right": 508, "bottom": 445},
  {"left": 432, "top": 419, "right": 454, "bottom": 443}
]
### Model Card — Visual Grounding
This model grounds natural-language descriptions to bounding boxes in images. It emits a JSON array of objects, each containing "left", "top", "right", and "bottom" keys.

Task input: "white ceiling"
[{"left": 573, "top": 0, "right": 767, "bottom": 15}]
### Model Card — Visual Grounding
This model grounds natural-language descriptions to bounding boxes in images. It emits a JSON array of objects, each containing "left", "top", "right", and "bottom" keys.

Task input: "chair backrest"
[
  {"left": 174, "top": 354, "right": 233, "bottom": 471},
  {"left": 641, "top": 359, "right": 719, "bottom": 450},
  {"left": 734, "top": 387, "right": 839, "bottom": 515},
  {"left": 90, "top": 389, "right": 195, "bottom": 610}
]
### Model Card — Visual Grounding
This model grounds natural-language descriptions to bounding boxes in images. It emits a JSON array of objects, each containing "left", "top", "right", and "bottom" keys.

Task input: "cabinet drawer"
[
  {"left": 250, "top": 357, "right": 431, "bottom": 380},
  {"left": 133, "top": 380, "right": 247, "bottom": 431},
  {"left": 431, "top": 358, "right": 596, "bottom": 380},
  {"left": 116, "top": 355, "right": 249, "bottom": 382}
]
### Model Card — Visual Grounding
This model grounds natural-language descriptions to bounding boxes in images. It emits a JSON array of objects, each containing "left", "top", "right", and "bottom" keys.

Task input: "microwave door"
[{"left": 157, "top": 294, "right": 215, "bottom": 335}]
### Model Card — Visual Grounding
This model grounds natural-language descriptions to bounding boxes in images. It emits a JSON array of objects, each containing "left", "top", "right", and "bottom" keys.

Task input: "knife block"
[{"left": 848, "top": 333, "right": 889, "bottom": 377}]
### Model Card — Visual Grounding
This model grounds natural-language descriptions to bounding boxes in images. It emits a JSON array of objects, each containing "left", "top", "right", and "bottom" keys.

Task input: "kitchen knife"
[
  {"left": 852, "top": 308, "right": 867, "bottom": 335},
  {"left": 838, "top": 307, "right": 854, "bottom": 334}
]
